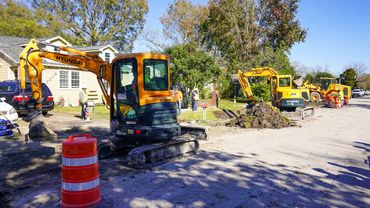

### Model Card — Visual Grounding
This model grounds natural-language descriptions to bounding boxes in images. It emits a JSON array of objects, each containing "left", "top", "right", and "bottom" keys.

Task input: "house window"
[
  {"left": 59, "top": 71, "right": 69, "bottom": 88},
  {"left": 71, "top": 72, "right": 80, "bottom": 88},
  {"left": 105, "top": 52, "right": 110, "bottom": 62},
  {"left": 54, "top": 47, "right": 60, "bottom": 53},
  {"left": 59, "top": 70, "right": 80, "bottom": 89}
]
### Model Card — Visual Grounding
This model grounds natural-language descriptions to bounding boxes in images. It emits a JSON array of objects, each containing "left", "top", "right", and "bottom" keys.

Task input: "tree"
[
  {"left": 345, "top": 62, "right": 368, "bottom": 77},
  {"left": 0, "top": 0, "right": 52, "bottom": 38},
  {"left": 32, "top": 0, "right": 148, "bottom": 51},
  {"left": 140, "top": 29, "right": 169, "bottom": 52},
  {"left": 160, "top": 0, "right": 207, "bottom": 45},
  {"left": 303, "top": 65, "right": 334, "bottom": 83},
  {"left": 201, "top": 0, "right": 259, "bottom": 68},
  {"left": 246, "top": 46, "right": 294, "bottom": 75},
  {"left": 340, "top": 68, "right": 357, "bottom": 88},
  {"left": 357, "top": 74, "right": 370, "bottom": 90},
  {"left": 257, "top": 0, "right": 307, "bottom": 50},
  {"left": 164, "top": 43, "right": 221, "bottom": 98}
]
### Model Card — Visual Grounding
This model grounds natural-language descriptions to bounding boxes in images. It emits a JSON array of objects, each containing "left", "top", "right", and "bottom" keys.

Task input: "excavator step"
[{"left": 282, "top": 107, "right": 314, "bottom": 121}]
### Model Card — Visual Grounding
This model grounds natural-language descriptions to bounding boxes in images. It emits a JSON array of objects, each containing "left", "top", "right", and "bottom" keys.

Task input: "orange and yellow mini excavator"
[{"left": 19, "top": 39, "right": 206, "bottom": 168}]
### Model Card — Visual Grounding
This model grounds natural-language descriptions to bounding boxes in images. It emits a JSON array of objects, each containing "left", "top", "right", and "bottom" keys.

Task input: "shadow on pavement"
[{"left": 2, "top": 137, "right": 369, "bottom": 208}]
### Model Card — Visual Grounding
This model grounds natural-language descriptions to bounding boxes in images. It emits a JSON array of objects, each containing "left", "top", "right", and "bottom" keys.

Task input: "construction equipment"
[
  {"left": 19, "top": 39, "right": 207, "bottom": 168},
  {"left": 302, "top": 78, "right": 351, "bottom": 105},
  {"left": 237, "top": 67, "right": 314, "bottom": 120}
]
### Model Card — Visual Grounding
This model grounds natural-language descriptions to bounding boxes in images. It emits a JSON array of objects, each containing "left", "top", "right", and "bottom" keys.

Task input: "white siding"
[
  {"left": 0, "top": 57, "right": 15, "bottom": 81},
  {"left": 43, "top": 69, "right": 104, "bottom": 106},
  {"left": 99, "top": 48, "right": 115, "bottom": 63}
]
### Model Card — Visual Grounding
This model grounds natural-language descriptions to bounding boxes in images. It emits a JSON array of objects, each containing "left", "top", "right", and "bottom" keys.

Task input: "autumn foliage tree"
[
  {"left": 160, "top": 0, "right": 207, "bottom": 45},
  {"left": 32, "top": 0, "right": 148, "bottom": 51},
  {"left": 258, "top": 0, "right": 307, "bottom": 50},
  {"left": 0, "top": 0, "right": 53, "bottom": 38}
]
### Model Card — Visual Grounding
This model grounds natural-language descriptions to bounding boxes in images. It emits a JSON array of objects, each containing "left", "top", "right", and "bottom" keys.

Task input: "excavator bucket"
[
  {"left": 292, "top": 75, "right": 303, "bottom": 87},
  {"left": 282, "top": 107, "right": 314, "bottom": 121}
]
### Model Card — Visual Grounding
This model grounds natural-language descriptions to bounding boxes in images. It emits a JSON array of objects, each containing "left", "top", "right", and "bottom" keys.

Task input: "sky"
[{"left": 133, "top": 0, "right": 370, "bottom": 75}]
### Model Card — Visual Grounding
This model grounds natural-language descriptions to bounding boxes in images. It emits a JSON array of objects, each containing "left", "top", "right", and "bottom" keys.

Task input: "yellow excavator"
[
  {"left": 302, "top": 78, "right": 351, "bottom": 105},
  {"left": 237, "top": 67, "right": 314, "bottom": 119},
  {"left": 19, "top": 39, "right": 207, "bottom": 168}
]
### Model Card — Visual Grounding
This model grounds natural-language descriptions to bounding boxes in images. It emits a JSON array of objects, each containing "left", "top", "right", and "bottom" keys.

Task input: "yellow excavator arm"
[
  {"left": 19, "top": 39, "right": 112, "bottom": 110},
  {"left": 237, "top": 67, "right": 279, "bottom": 102}
]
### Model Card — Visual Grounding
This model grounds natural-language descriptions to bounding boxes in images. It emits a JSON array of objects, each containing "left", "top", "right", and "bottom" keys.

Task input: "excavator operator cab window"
[
  {"left": 320, "top": 79, "right": 333, "bottom": 91},
  {"left": 144, "top": 59, "right": 168, "bottom": 91},
  {"left": 279, "top": 77, "right": 291, "bottom": 87},
  {"left": 115, "top": 59, "right": 138, "bottom": 121}
]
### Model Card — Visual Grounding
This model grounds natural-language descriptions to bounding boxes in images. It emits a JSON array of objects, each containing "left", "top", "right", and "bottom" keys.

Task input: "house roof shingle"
[
  {"left": 0, "top": 36, "right": 28, "bottom": 64},
  {"left": 73, "top": 45, "right": 118, "bottom": 53}
]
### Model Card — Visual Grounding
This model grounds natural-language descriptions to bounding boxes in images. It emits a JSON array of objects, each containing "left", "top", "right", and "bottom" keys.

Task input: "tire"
[
  {"left": 42, "top": 111, "right": 48, "bottom": 116},
  {"left": 310, "top": 92, "right": 321, "bottom": 103}
]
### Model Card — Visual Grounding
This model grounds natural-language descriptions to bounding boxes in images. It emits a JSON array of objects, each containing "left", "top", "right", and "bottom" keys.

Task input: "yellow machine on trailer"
[
  {"left": 19, "top": 39, "right": 207, "bottom": 168},
  {"left": 237, "top": 67, "right": 314, "bottom": 119}
]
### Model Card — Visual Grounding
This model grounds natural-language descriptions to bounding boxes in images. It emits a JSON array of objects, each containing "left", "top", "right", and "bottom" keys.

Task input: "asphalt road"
[{"left": 1, "top": 97, "right": 369, "bottom": 208}]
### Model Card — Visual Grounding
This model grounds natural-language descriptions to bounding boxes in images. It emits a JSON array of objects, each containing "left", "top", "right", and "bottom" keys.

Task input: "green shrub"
[{"left": 251, "top": 82, "right": 270, "bottom": 101}]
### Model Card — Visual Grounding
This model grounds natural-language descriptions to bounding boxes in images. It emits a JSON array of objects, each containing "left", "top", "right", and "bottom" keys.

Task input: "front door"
[{"left": 114, "top": 58, "right": 139, "bottom": 125}]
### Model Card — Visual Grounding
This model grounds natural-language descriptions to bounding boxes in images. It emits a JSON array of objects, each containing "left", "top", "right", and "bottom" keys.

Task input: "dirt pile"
[{"left": 227, "top": 103, "right": 292, "bottom": 129}]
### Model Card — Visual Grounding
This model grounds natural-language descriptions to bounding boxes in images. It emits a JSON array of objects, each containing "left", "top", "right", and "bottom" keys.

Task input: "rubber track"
[{"left": 127, "top": 134, "right": 200, "bottom": 169}]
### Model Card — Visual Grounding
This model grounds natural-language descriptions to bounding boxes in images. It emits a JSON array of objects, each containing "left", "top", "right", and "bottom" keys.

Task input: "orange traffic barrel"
[
  {"left": 335, "top": 97, "right": 341, "bottom": 108},
  {"left": 61, "top": 134, "right": 101, "bottom": 208},
  {"left": 344, "top": 96, "right": 349, "bottom": 105}
]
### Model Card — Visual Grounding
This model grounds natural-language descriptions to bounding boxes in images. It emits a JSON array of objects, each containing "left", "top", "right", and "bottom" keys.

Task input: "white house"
[{"left": 0, "top": 36, "right": 118, "bottom": 106}]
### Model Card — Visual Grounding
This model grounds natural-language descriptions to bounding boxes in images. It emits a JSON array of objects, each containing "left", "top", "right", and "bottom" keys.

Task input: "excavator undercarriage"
[{"left": 98, "top": 125, "right": 207, "bottom": 168}]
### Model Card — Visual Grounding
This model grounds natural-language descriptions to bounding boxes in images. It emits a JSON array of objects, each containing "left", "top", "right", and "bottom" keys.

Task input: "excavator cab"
[
  {"left": 272, "top": 75, "right": 308, "bottom": 110},
  {"left": 111, "top": 54, "right": 180, "bottom": 142},
  {"left": 320, "top": 78, "right": 335, "bottom": 91}
]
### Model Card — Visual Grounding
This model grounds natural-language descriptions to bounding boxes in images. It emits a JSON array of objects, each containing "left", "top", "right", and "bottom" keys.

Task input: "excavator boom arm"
[
  {"left": 237, "top": 67, "right": 279, "bottom": 101},
  {"left": 19, "top": 39, "right": 112, "bottom": 110}
]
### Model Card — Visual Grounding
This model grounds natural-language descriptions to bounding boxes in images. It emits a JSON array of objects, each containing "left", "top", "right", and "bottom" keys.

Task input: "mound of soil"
[{"left": 227, "top": 103, "right": 292, "bottom": 129}]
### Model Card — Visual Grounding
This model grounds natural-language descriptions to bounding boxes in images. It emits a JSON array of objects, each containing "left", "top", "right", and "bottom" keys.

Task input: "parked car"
[
  {"left": 365, "top": 90, "right": 370, "bottom": 96},
  {"left": 0, "top": 97, "right": 18, "bottom": 123},
  {"left": 0, "top": 80, "right": 54, "bottom": 115},
  {"left": 352, "top": 89, "right": 365, "bottom": 98}
]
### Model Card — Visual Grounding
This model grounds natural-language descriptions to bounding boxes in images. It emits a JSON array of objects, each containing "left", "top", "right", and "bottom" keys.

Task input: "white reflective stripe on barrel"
[
  {"left": 62, "top": 155, "right": 98, "bottom": 166},
  {"left": 62, "top": 178, "right": 99, "bottom": 191}
]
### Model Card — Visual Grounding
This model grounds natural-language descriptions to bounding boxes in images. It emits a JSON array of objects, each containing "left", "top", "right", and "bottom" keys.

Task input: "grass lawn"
[
  {"left": 53, "top": 105, "right": 109, "bottom": 120},
  {"left": 53, "top": 99, "right": 247, "bottom": 124},
  {"left": 178, "top": 99, "right": 246, "bottom": 123}
]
